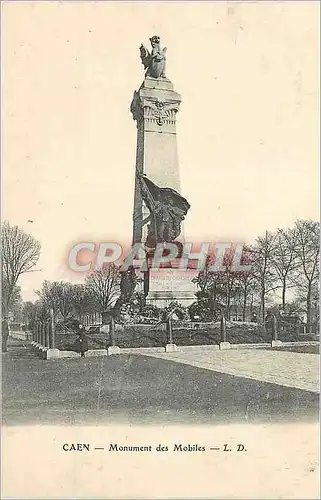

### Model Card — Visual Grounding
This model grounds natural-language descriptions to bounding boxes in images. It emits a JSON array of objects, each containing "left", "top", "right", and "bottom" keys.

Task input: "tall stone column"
[
  {"left": 131, "top": 77, "right": 182, "bottom": 245},
  {"left": 130, "top": 37, "right": 197, "bottom": 307}
]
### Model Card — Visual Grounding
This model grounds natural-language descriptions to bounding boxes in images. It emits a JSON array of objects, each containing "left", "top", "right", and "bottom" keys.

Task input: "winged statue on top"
[{"left": 139, "top": 35, "right": 167, "bottom": 79}]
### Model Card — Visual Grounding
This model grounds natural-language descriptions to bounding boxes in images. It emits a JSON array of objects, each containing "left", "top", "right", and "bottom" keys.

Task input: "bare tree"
[
  {"left": 22, "top": 301, "right": 37, "bottom": 328},
  {"left": 71, "top": 284, "right": 97, "bottom": 323},
  {"left": 85, "top": 264, "right": 121, "bottom": 320},
  {"left": 251, "top": 231, "right": 279, "bottom": 323},
  {"left": 292, "top": 219, "right": 320, "bottom": 332},
  {"left": 36, "top": 280, "right": 61, "bottom": 318},
  {"left": 33, "top": 299, "right": 50, "bottom": 322},
  {"left": 193, "top": 252, "right": 226, "bottom": 314},
  {"left": 193, "top": 247, "right": 243, "bottom": 319},
  {"left": 2, "top": 278, "right": 22, "bottom": 316},
  {"left": 56, "top": 282, "right": 76, "bottom": 322},
  {"left": 234, "top": 272, "right": 256, "bottom": 321},
  {"left": 2, "top": 221, "right": 41, "bottom": 315},
  {"left": 36, "top": 280, "right": 75, "bottom": 321},
  {"left": 221, "top": 247, "right": 239, "bottom": 320},
  {"left": 270, "top": 228, "right": 297, "bottom": 310}
]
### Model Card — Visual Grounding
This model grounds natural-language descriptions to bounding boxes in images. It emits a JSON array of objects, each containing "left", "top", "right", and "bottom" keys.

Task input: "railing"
[{"left": 33, "top": 309, "right": 56, "bottom": 349}]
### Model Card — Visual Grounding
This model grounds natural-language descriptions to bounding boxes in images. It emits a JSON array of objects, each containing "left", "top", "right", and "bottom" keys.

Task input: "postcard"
[{"left": 1, "top": 1, "right": 319, "bottom": 499}]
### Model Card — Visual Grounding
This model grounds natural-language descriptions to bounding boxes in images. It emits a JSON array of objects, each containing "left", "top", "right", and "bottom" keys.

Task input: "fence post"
[
  {"left": 107, "top": 315, "right": 121, "bottom": 355},
  {"left": 165, "top": 316, "right": 177, "bottom": 352},
  {"left": 49, "top": 308, "right": 55, "bottom": 348},
  {"left": 45, "top": 321, "right": 50, "bottom": 347},
  {"left": 37, "top": 322, "right": 41, "bottom": 343},
  {"left": 42, "top": 322, "right": 46, "bottom": 346},
  {"left": 109, "top": 316, "right": 116, "bottom": 347},
  {"left": 167, "top": 316, "right": 173, "bottom": 344},
  {"left": 220, "top": 314, "right": 226, "bottom": 343},
  {"left": 271, "top": 314, "right": 282, "bottom": 347},
  {"left": 271, "top": 315, "right": 278, "bottom": 340},
  {"left": 219, "top": 313, "right": 230, "bottom": 350},
  {"left": 45, "top": 308, "right": 60, "bottom": 359}
]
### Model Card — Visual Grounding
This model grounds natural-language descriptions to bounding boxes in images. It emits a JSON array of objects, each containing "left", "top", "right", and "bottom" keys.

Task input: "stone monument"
[{"left": 130, "top": 36, "right": 197, "bottom": 307}]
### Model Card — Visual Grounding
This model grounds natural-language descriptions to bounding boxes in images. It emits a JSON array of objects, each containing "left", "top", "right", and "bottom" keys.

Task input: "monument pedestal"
[{"left": 145, "top": 268, "right": 197, "bottom": 308}]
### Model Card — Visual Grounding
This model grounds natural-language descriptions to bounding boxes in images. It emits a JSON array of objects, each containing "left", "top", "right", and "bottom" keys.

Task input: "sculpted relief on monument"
[
  {"left": 131, "top": 95, "right": 179, "bottom": 126},
  {"left": 138, "top": 174, "right": 190, "bottom": 249}
]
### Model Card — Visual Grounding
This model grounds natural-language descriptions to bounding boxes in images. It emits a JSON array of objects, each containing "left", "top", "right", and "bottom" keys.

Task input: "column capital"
[{"left": 130, "top": 82, "right": 181, "bottom": 130}]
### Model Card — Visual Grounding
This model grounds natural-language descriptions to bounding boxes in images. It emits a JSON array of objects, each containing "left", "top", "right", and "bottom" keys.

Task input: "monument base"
[{"left": 145, "top": 268, "right": 198, "bottom": 308}]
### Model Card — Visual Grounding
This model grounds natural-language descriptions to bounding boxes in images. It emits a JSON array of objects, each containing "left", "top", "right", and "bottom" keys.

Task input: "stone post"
[
  {"left": 45, "top": 322, "right": 50, "bottom": 347},
  {"left": 40, "top": 322, "right": 44, "bottom": 346},
  {"left": 109, "top": 316, "right": 116, "bottom": 347},
  {"left": 49, "top": 308, "right": 55, "bottom": 348},
  {"left": 167, "top": 316, "right": 173, "bottom": 344},
  {"left": 220, "top": 315, "right": 226, "bottom": 342},
  {"left": 271, "top": 314, "right": 282, "bottom": 347},
  {"left": 165, "top": 316, "right": 178, "bottom": 352},
  {"left": 219, "top": 313, "right": 230, "bottom": 350},
  {"left": 107, "top": 316, "right": 120, "bottom": 355},
  {"left": 46, "top": 308, "right": 60, "bottom": 359}
]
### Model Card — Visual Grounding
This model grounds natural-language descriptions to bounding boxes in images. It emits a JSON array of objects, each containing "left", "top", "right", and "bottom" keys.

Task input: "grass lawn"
[
  {"left": 262, "top": 345, "right": 319, "bottom": 354},
  {"left": 2, "top": 339, "right": 319, "bottom": 426}
]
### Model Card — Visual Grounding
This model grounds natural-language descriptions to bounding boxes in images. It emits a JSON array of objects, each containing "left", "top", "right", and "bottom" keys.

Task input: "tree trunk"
[
  {"left": 210, "top": 285, "right": 216, "bottom": 312},
  {"left": 226, "top": 290, "right": 231, "bottom": 320},
  {"left": 250, "top": 295, "right": 254, "bottom": 316},
  {"left": 2, "top": 318, "right": 9, "bottom": 352},
  {"left": 109, "top": 316, "right": 116, "bottom": 346},
  {"left": 220, "top": 314, "right": 226, "bottom": 342},
  {"left": 307, "top": 283, "right": 312, "bottom": 333},
  {"left": 261, "top": 288, "right": 266, "bottom": 325},
  {"left": 4, "top": 283, "right": 15, "bottom": 318},
  {"left": 242, "top": 287, "right": 248, "bottom": 322},
  {"left": 282, "top": 278, "right": 286, "bottom": 310}
]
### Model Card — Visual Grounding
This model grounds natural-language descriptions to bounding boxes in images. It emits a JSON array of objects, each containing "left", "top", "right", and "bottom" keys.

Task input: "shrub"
[
  {"left": 163, "top": 302, "right": 190, "bottom": 321},
  {"left": 188, "top": 301, "right": 217, "bottom": 322},
  {"left": 140, "top": 304, "right": 162, "bottom": 319}
]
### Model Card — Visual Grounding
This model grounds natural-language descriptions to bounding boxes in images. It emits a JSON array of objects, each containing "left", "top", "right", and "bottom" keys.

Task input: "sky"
[{"left": 3, "top": 1, "right": 319, "bottom": 302}]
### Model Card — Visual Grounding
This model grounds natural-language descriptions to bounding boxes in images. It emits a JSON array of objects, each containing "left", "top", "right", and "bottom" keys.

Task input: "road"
[{"left": 122, "top": 345, "right": 319, "bottom": 392}]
